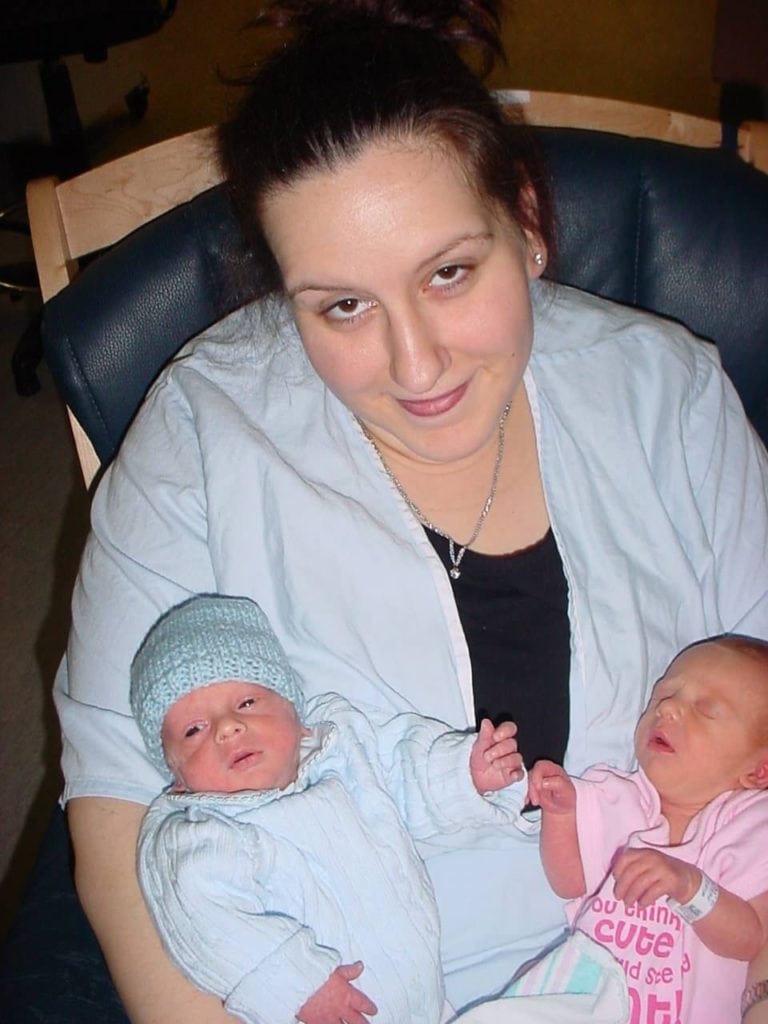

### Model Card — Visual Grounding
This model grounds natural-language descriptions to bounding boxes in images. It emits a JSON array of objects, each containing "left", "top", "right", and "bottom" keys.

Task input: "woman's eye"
[
  {"left": 429, "top": 264, "right": 469, "bottom": 289},
  {"left": 323, "top": 297, "right": 374, "bottom": 322}
]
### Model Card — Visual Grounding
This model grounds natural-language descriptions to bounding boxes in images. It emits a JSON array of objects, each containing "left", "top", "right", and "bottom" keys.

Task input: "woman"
[{"left": 56, "top": 1, "right": 768, "bottom": 1021}]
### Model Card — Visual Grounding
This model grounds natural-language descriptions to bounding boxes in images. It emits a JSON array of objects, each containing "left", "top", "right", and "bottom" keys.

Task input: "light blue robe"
[{"left": 57, "top": 283, "right": 768, "bottom": 1007}]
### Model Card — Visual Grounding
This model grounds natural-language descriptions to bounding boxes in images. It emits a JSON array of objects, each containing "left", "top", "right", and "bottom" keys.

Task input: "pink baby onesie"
[{"left": 567, "top": 766, "right": 768, "bottom": 1024}]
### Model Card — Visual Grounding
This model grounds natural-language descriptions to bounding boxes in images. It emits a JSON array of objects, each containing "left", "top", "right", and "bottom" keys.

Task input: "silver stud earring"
[{"left": 533, "top": 252, "right": 544, "bottom": 267}]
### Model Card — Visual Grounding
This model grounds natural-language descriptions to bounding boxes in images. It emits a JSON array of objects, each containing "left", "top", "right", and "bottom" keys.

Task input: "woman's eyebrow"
[
  {"left": 415, "top": 231, "right": 493, "bottom": 274},
  {"left": 287, "top": 231, "right": 492, "bottom": 299},
  {"left": 288, "top": 280, "right": 369, "bottom": 299}
]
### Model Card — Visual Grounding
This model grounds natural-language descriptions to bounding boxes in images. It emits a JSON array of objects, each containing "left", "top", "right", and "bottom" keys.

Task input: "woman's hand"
[
  {"left": 469, "top": 719, "right": 523, "bottom": 793},
  {"left": 297, "top": 961, "right": 378, "bottom": 1024}
]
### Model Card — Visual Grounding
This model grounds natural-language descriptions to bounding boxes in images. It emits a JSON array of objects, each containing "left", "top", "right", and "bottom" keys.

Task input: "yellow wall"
[
  {"left": 494, "top": 0, "right": 721, "bottom": 118},
  {"left": 68, "top": 0, "right": 723, "bottom": 161}
]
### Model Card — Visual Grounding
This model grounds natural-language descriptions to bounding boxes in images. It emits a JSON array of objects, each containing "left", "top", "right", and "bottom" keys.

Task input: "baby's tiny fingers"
[
  {"left": 493, "top": 721, "right": 518, "bottom": 741},
  {"left": 478, "top": 718, "right": 495, "bottom": 739},
  {"left": 485, "top": 739, "right": 519, "bottom": 762},
  {"left": 497, "top": 752, "right": 523, "bottom": 769},
  {"left": 338, "top": 960, "right": 365, "bottom": 981},
  {"left": 351, "top": 991, "right": 379, "bottom": 1017}
]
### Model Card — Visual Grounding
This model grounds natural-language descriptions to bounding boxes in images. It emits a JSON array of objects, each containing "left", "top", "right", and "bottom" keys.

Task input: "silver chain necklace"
[{"left": 360, "top": 401, "right": 512, "bottom": 581}]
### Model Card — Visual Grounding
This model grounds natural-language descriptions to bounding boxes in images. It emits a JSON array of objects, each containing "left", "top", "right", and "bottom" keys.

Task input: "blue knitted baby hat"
[{"left": 130, "top": 594, "right": 306, "bottom": 775}]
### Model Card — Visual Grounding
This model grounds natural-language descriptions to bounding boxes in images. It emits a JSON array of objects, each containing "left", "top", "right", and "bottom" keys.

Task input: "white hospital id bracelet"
[{"left": 667, "top": 871, "right": 720, "bottom": 924}]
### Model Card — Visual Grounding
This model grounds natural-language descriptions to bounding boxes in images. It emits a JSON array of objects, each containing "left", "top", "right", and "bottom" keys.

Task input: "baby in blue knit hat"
[
  {"left": 130, "top": 594, "right": 525, "bottom": 1024},
  {"left": 131, "top": 593, "right": 310, "bottom": 795}
]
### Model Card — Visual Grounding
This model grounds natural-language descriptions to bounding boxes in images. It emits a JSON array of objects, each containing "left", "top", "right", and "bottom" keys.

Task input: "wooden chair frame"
[{"left": 501, "top": 90, "right": 768, "bottom": 170}]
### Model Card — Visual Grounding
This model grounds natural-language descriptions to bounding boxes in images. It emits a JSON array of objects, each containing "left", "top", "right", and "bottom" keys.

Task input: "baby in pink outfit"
[{"left": 528, "top": 635, "right": 768, "bottom": 1024}]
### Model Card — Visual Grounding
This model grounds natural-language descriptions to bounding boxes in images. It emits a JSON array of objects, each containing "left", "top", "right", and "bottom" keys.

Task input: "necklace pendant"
[{"left": 359, "top": 402, "right": 511, "bottom": 590}]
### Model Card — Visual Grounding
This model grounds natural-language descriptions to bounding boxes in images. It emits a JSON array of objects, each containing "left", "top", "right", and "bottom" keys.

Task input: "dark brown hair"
[{"left": 218, "top": 0, "right": 554, "bottom": 294}]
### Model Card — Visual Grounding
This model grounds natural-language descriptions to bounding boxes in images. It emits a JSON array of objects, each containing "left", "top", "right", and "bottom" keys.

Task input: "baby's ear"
[{"left": 741, "top": 753, "right": 768, "bottom": 790}]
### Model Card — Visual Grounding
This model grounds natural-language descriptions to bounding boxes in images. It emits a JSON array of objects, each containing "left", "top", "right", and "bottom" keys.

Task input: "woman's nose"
[{"left": 386, "top": 308, "right": 448, "bottom": 393}]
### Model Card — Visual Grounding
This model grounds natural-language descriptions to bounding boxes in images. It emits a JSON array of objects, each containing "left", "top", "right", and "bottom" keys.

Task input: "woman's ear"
[
  {"left": 518, "top": 185, "right": 547, "bottom": 279},
  {"left": 525, "top": 238, "right": 547, "bottom": 279}
]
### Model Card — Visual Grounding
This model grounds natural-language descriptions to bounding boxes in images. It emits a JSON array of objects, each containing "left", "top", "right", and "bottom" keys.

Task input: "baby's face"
[
  {"left": 635, "top": 642, "right": 768, "bottom": 810},
  {"left": 162, "top": 680, "right": 308, "bottom": 794}
]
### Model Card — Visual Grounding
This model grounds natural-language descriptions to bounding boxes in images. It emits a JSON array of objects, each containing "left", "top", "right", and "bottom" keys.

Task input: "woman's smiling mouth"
[{"left": 398, "top": 382, "right": 468, "bottom": 417}]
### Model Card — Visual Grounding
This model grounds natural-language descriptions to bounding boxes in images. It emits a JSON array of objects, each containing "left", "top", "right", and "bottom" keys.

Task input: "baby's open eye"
[
  {"left": 184, "top": 723, "right": 203, "bottom": 738},
  {"left": 238, "top": 697, "right": 256, "bottom": 709}
]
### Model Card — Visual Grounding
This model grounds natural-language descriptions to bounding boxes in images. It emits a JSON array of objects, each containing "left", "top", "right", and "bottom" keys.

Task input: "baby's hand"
[
  {"left": 526, "top": 760, "right": 576, "bottom": 814},
  {"left": 612, "top": 848, "right": 701, "bottom": 910},
  {"left": 470, "top": 718, "right": 524, "bottom": 792},
  {"left": 297, "top": 961, "right": 378, "bottom": 1024}
]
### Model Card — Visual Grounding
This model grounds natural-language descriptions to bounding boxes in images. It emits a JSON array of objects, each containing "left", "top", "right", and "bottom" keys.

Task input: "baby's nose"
[
  {"left": 216, "top": 715, "right": 245, "bottom": 740},
  {"left": 657, "top": 698, "right": 682, "bottom": 720}
]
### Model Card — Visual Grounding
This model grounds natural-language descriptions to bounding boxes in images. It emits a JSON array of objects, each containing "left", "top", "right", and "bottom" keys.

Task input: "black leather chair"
[
  {"left": 2, "top": 2, "right": 178, "bottom": 397},
  {"left": 42, "top": 128, "right": 768, "bottom": 464},
  {"left": 1, "top": 0, "right": 177, "bottom": 179},
  {"left": 1, "top": 125, "right": 767, "bottom": 1021}
]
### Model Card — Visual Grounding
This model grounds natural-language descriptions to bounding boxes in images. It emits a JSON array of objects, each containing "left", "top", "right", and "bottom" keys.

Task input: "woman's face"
[{"left": 261, "top": 140, "right": 546, "bottom": 465}]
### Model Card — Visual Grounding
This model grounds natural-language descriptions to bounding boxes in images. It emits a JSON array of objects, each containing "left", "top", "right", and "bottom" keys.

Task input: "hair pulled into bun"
[
  {"left": 254, "top": 0, "right": 504, "bottom": 69},
  {"left": 219, "top": 0, "right": 554, "bottom": 295}
]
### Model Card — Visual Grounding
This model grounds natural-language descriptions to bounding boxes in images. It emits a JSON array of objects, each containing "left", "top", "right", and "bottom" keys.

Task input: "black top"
[{"left": 425, "top": 527, "right": 571, "bottom": 767}]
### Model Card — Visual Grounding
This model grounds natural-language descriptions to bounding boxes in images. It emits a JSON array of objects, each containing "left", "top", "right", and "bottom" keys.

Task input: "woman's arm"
[
  {"left": 68, "top": 797, "right": 238, "bottom": 1024},
  {"left": 745, "top": 942, "right": 768, "bottom": 1023},
  {"left": 681, "top": 342, "right": 768, "bottom": 636}
]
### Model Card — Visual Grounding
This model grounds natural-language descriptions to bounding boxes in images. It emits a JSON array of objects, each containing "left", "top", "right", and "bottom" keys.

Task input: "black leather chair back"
[
  {"left": 42, "top": 127, "right": 768, "bottom": 469},
  {"left": 541, "top": 129, "right": 768, "bottom": 442}
]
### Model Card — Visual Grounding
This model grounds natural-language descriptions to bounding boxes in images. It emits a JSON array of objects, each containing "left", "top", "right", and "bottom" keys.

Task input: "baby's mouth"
[
  {"left": 648, "top": 731, "right": 674, "bottom": 753},
  {"left": 230, "top": 750, "right": 261, "bottom": 770}
]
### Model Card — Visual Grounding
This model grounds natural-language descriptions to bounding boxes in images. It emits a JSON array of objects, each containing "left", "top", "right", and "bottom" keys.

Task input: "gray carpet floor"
[{"left": 0, "top": 291, "right": 90, "bottom": 937}]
